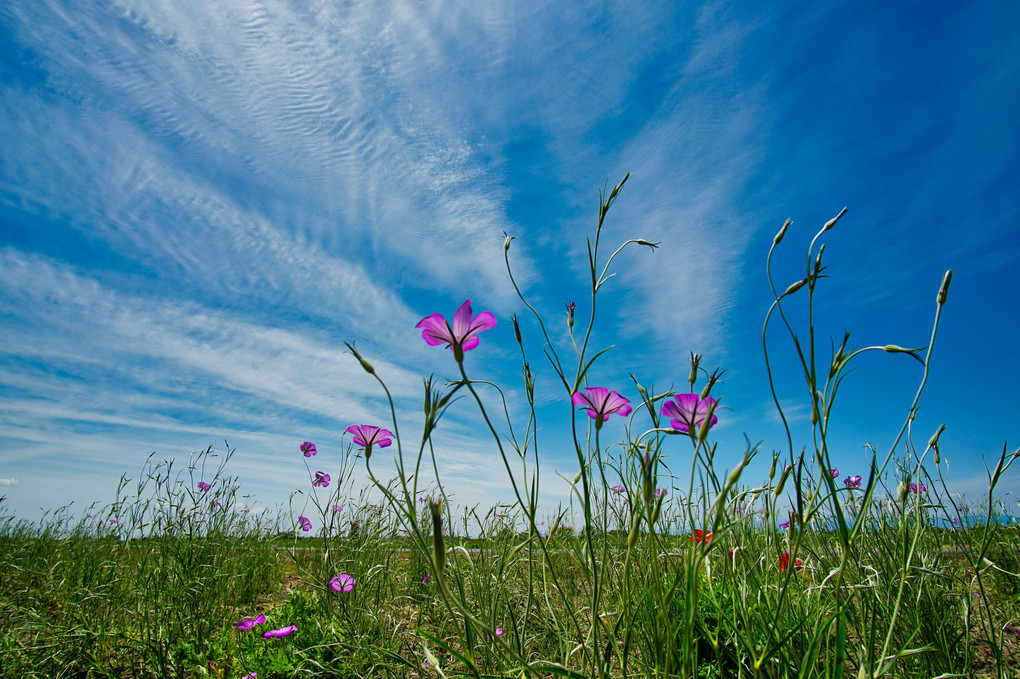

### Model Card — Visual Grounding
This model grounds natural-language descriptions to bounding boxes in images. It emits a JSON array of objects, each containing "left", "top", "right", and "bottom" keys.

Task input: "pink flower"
[
  {"left": 655, "top": 488, "right": 668, "bottom": 498},
  {"left": 241, "top": 673, "right": 257, "bottom": 679},
  {"left": 313, "top": 471, "right": 330, "bottom": 487},
  {"left": 661, "top": 393, "right": 718, "bottom": 434},
  {"left": 264, "top": 625, "right": 298, "bottom": 638},
  {"left": 197, "top": 481, "right": 211, "bottom": 492},
  {"left": 829, "top": 468, "right": 839, "bottom": 478},
  {"left": 331, "top": 504, "right": 344, "bottom": 512},
  {"left": 421, "top": 572, "right": 431, "bottom": 584},
  {"left": 844, "top": 475, "right": 862, "bottom": 489},
  {"left": 236, "top": 614, "right": 266, "bottom": 630},
  {"left": 416, "top": 300, "right": 496, "bottom": 359},
  {"left": 486, "top": 627, "right": 505, "bottom": 639},
  {"left": 300, "top": 441, "right": 317, "bottom": 457},
  {"left": 571, "top": 387, "right": 632, "bottom": 429},
  {"left": 345, "top": 424, "right": 394, "bottom": 459},
  {"left": 298, "top": 516, "right": 312, "bottom": 532},
  {"left": 330, "top": 573, "right": 356, "bottom": 593},
  {"left": 610, "top": 485, "right": 625, "bottom": 494},
  {"left": 910, "top": 482, "right": 926, "bottom": 494}
]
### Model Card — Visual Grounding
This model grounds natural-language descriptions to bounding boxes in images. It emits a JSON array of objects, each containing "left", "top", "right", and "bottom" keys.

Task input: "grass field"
[{"left": 3, "top": 180, "right": 1018, "bottom": 678}]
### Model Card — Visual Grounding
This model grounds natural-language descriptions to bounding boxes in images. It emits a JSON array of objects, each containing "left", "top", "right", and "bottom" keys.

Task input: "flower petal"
[{"left": 416, "top": 313, "right": 455, "bottom": 347}]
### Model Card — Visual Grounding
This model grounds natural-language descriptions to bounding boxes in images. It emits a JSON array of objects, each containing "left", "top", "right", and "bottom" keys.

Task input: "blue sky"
[{"left": 1, "top": 0, "right": 1018, "bottom": 525}]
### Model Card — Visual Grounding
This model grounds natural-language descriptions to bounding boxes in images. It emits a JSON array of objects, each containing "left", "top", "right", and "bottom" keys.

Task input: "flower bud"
[
  {"left": 773, "top": 218, "right": 792, "bottom": 246},
  {"left": 688, "top": 353, "right": 702, "bottom": 390},
  {"left": 937, "top": 269, "right": 953, "bottom": 305},
  {"left": 566, "top": 301, "right": 575, "bottom": 328},
  {"left": 512, "top": 315, "right": 522, "bottom": 345},
  {"left": 430, "top": 500, "right": 446, "bottom": 576},
  {"left": 343, "top": 342, "right": 375, "bottom": 375},
  {"left": 626, "top": 514, "right": 641, "bottom": 550},
  {"left": 650, "top": 492, "right": 664, "bottom": 524},
  {"left": 783, "top": 279, "right": 807, "bottom": 297},
  {"left": 823, "top": 207, "right": 848, "bottom": 231}
]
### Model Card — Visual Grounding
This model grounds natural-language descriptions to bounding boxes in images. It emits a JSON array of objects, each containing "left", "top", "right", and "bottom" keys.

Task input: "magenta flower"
[
  {"left": 661, "top": 393, "right": 719, "bottom": 434},
  {"left": 485, "top": 627, "right": 505, "bottom": 640},
  {"left": 263, "top": 625, "right": 298, "bottom": 639},
  {"left": 416, "top": 300, "right": 497, "bottom": 360},
  {"left": 236, "top": 614, "right": 266, "bottom": 631},
  {"left": 298, "top": 516, "right": 312, "bottom": 532},
  {"left": 330, "top": 573, "right": 356, "bottom": 592},
  {"left": 346, "top": 424, "right": 394, "bottom": 459},
  {"left": 300, "top": 441, "right": 317, "bottom": 457},
  {"left": 331, "top": 504, "right": 344, "bottom": 512},
  {"left": 655, "top": 488, "right": 667, "bottom": 498},
  {"left": 421, "top": 572, "right": 431, "bottom": 585},
  {"left": 829, "top": 468, "right": 839, "bottom": 478},
  {"left": 610, "top": 485, "right": 625, "bottom": 494},
  {"left": 571, "top": 387, "right": 632, "bottom": 429},
  {"left": 844, "top": 475, "right": 862, "bottom": 489},
  {"left": 197, "top": 481, "right": 211, "bottom": 492},
  {"left": 241, "top": 673, "right": 257, "bottom": 679},
  {"left": 910, "top": 482, "right": 926, "bottom": 494},
  {"left": 313, "top": 471, "right": 330, "bottom": 487}
]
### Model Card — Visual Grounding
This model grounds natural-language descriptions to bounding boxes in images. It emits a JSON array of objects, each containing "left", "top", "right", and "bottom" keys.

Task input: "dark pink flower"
[
  {"left": 313, "top": 471, "right": 330, "bottom": 487},
  {"left": 661, "top": 393, "right": 718, "bottom": 434},
  {"left": 571, "top": 387, "right": 632, "bottom": 429},
  {"left": 298, "top": 516, "right": 311, "bottom": 532},
  {"left": 197, "top": 481, "right": 211, "bottom": 492},
  {"left": 416, "top": 300, "right": 496, "bottom": 359},
  {"left": 264, "top": 625, "right": 298, "bottom": 638},
  {"left": 236, "top": 614, "right": 266, "bottom": 630},
  {"left": 330, "top": 573, "right": 356, "bottom": 593},
  {"left": 421, "top": 573, "right": 431, "bottom": 585},
  {"left": 345, "top": 424, "right": 394, "bottom": 459},
  {"left": 610, "top": 485, "right": 625, "bottom": 494},
  {"left": 331, "top": 504, "right": 343, "bottom": 512},
  {"left": 300, "top": 441, "right": 317, "bottom": 457},
  {"left": 910, "top": 482, "right": 926, "bottom": 494},
  {"left": 844, "top": 475, "right": 862, "bottom": 489},
  {"left": 829, "top": 468, "right": 839, "bottom": 478}
]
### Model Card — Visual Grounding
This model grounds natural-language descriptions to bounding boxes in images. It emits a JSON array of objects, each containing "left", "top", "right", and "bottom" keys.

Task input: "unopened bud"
[
  {"left": 344, "top": 342, "right": 375, "bottom": 375},
  {"left": 430, "top": 500, "right": 446, "bottom": 576},
  {"left": 688, "top": 353, "right": 702, "bottom": 389},
  {"left": 650, "top": 492, "right": 664, "bottom": 524},
  {"left": 784, "top": 279, "right": 807, "bottom": 297},
  {"left": 512, "top": 315, "right": 522, "bottom": 345},
  {"left": 773, "top": 218, "right": 792, "bottom": 246},
  {"left": 626, "top": 514, "right": 641, "bottom": 550},
  {"left": 503, "top": 233, "right": 514, "bottom": 251},
  {"left": 823, "top": 207, "right": 848, "bottom": 231},
  {"left": 937, "top": 269, "right": 953, "bottom": 305},
  {"left": 566, "top": 301, "right": 575, "bottom": 328}
]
